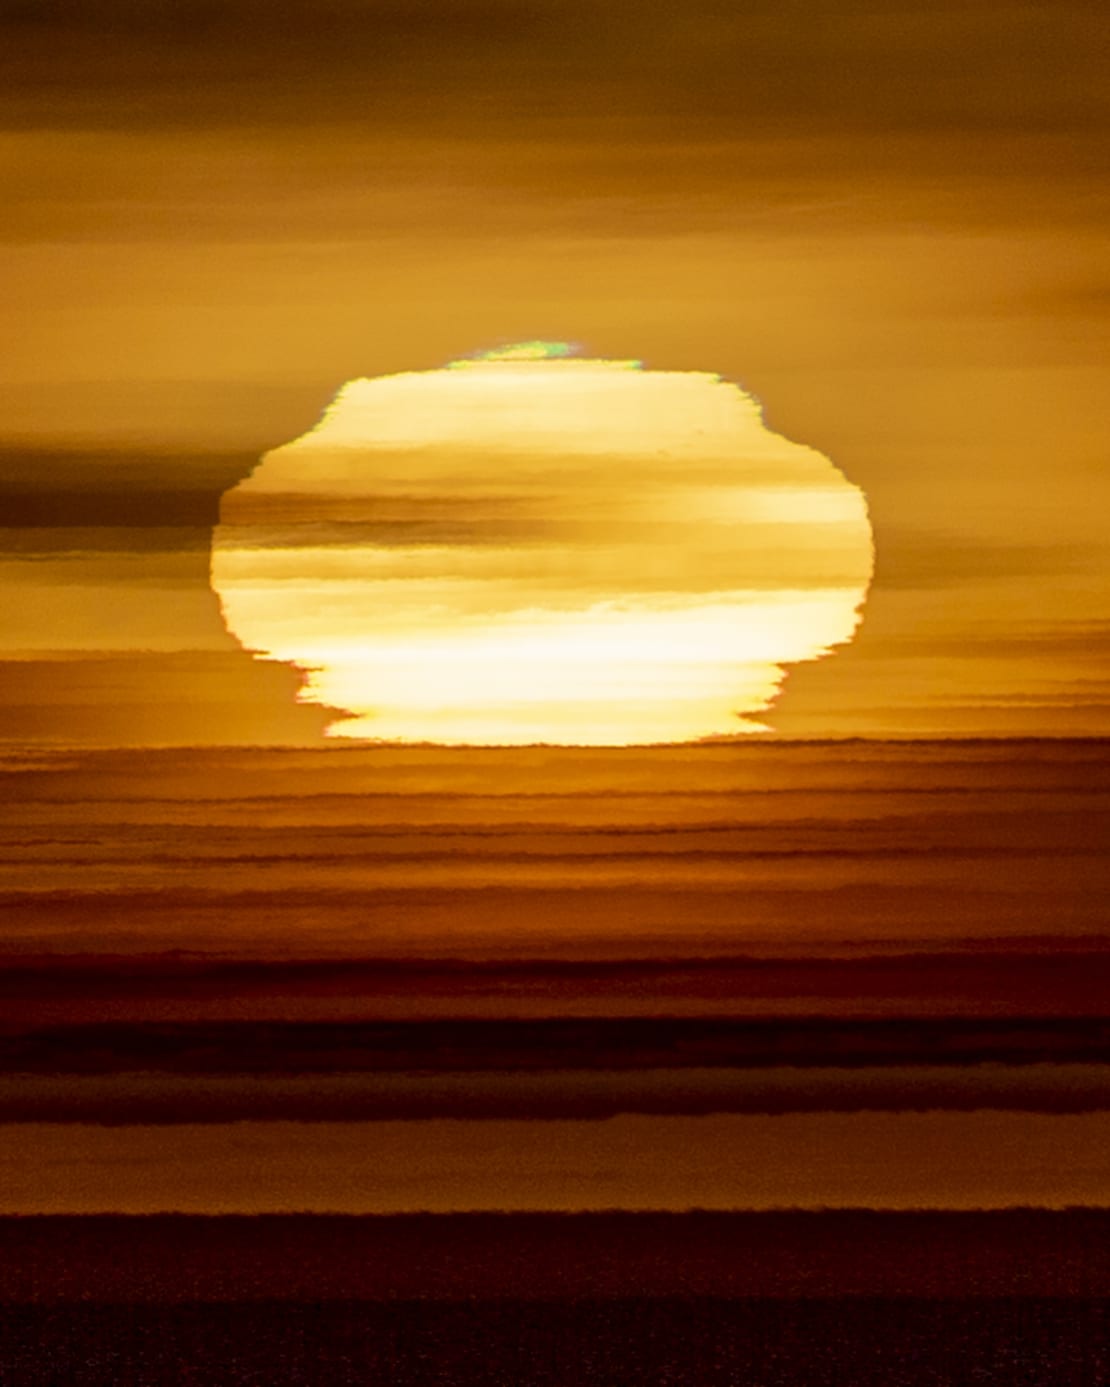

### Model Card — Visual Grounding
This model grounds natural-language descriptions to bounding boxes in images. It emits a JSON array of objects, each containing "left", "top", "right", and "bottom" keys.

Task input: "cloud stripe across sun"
[{"left": 211, "top": 346, "right": 873, "bottom": 745}]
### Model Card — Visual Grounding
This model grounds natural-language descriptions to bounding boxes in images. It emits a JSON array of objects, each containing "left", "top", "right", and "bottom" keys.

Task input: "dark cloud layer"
[
  {"left": 3, "top": 1061, "right": 1108, "bottom": 1123},
  {"left": 0, "top": 447, "right": 255, "bottom": 530},
  {"left": 2, "top": 0, "right": 1106, "bottom": 143},
  {"left": 3, "top": 946, "right": 1107, "bottom": 1024},
  {"left": 8, "top": 1016, "right": 1109, "bottom": 1073}
]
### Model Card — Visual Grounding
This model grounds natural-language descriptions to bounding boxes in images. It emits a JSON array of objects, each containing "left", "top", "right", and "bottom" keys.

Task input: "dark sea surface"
[
  {"left": 5, "top": 1213, "right": 1110, "bottom": 1301},
  {"left": 1, "top": 1298, "right": 1108, "bottom": 1386},
  {"left": 3, "top": 1213, "right": 1109, "bottom": 1386},
  {"left": 2, "top": 1215, "right": 1110, "bottom": 1375}
]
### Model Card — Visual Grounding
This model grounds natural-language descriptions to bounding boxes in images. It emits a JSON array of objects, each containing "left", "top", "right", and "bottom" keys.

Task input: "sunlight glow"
[{"left": 211, "top": 348, "right": 873, "bottom": 744}]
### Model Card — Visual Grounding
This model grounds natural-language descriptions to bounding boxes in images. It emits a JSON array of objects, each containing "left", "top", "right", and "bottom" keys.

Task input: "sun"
[{"left": 210, "top": 345, "right": 873, "bottom": 744}]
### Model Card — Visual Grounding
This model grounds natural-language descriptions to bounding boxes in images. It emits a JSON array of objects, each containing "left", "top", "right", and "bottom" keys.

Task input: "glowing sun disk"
[{"left": 211, "top": 348, "right": 873, "bottom": 745}]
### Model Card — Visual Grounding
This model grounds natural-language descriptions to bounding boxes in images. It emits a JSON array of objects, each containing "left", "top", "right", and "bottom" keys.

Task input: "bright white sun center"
[{"left": 210, "top": 345, "right": 873, "bottom": 745}]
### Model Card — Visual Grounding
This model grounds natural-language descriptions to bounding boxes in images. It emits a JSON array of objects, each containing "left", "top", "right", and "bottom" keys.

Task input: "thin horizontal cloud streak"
[
  {"left": 875, "top": 528, "right": 1110, "bottom": 591},
  {"left": 3, "top": 947, "right": 1108, "bottom": 1024},
  {"left": 2, "top": 1063, "right": 1109, "bottom": 1124}
]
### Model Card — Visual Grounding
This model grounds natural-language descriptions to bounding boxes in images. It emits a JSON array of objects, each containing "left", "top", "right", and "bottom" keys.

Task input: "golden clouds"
[{"left": 211, "top": 350, "right": 872, "bottom": 744}]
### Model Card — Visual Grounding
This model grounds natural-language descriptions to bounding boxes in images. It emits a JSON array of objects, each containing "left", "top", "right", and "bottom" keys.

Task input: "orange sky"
[{"left": 0, "top": 1, "right": 1107, "bottom": 743}]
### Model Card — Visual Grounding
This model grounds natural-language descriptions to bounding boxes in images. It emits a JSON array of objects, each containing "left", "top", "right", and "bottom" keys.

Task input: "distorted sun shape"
[{"left": 210, "top": 344, "right": 873, "bottom": 745}]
